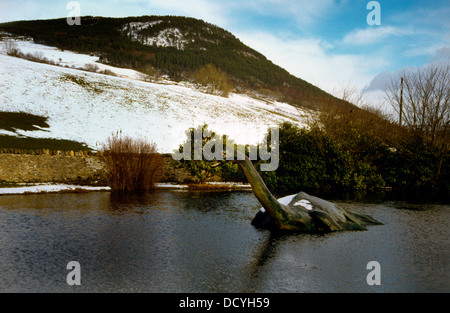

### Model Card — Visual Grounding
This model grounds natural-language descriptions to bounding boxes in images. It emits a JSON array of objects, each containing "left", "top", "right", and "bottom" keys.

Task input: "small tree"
[
  {"left": 174, "top": 124, "right": 224, "bottom": 184},
  {"left": 194, "top": 64, "right": 232, "bottom": 97},
  {"left": 385, "top": 61, "right": 449, "bottom": 183},
  {"left": 101, "top": 132, "right": 164, "bottom": 192},
  {"left": 139, "top": 64, "right": 160, "bottom": 82},
  {"left": 386, "top": 62, "right": 449, "bottom": 141},
  {"left": 2, "top": 39, "right": 19, "bottom": 56}
]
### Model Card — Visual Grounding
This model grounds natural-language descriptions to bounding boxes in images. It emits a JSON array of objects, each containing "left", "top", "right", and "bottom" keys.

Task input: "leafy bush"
[
  {"left": 174, "top": 120, "right": 448, "bottom": 194},
  {"left": 218, "top": 161, "right": 247, "bottom": 183},
  {"left": 173, "top": 124, "right": 223, "bottom": 184},
  {"left": 173, "top": 124, "right": 249, "bottom": 183},
  {"left": 259, "top": 122, "right": 390, "bottom": 193}
]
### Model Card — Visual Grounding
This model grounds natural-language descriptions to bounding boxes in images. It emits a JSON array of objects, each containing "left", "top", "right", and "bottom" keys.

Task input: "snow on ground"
[
  {"left": 2, "top": 38, "right": 144, "bottom": 80},
  {"left": 155, "top": 182, "right": 252, "bottom": 190},
  {"left": 0, "top": 184, "right": 111, "bottom": 195},
  {"left": 0, "top": 40, "right": 311, "bottom": 154},
  {"left": 0, "top": 182, "right": 252, "bottom": 194}
]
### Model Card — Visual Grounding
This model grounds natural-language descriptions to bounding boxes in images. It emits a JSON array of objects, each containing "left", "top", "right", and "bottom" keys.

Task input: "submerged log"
[{"left": 235, "top": 155, "right": 382, "bottom": 232}]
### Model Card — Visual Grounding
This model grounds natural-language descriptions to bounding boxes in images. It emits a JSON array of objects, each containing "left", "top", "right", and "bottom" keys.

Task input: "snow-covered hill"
[{"left": 0, "top": 40, "right": 312, "bottom": 154}]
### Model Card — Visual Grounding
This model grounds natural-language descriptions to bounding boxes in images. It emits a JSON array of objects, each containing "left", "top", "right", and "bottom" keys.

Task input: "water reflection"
[
  {"left": 108, "top": 192, "right": 162, "bottom": 215},
  {"left": 0, "top": 190, "right": 448, "bottom": 292},
  {"left": 243, "top": 232, "right": 282, "bottom": 292}
]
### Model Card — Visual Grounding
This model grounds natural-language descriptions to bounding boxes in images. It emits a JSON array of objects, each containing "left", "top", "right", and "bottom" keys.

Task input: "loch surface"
[{"left": 0, "top": 190, "right": 448, "bottom": 292}]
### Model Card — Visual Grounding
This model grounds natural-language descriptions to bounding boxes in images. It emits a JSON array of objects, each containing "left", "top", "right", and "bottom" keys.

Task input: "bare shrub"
[
  {"left": 385, "top": 62, "right": 449, "bottom": 147},
  {"left": 316, "top": 103, "right": 398, "bottom": 149},
  {"left": 101, "top": 132, "right": 164, "bottom": 192},
  {"left": 83, "top": 63, "right": 99, "bottom": 73},
  {"left": 2, "top": 39, "right": 19, "bottom": 56},
  {"left": 385, "top": 61, "right": 449, "bottom": 181},
  {"left": 99, "top": 69, "right": 117, "bottom": 76},
  {"left": 32, "top": 51, "right": 44, "bottom": 62}
]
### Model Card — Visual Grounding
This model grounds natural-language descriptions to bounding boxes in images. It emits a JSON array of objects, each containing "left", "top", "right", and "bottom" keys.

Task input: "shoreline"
[{"left": 0, "top": 182, "right": 252, "bottom": 195}]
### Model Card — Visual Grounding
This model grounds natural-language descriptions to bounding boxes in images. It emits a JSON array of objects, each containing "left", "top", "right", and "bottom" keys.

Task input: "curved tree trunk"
[{"left": 236, "top": 155, "right": 383, "bottom": 232}]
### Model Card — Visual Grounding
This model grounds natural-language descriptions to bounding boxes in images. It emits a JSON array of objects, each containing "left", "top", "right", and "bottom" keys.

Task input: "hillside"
[
  {"left": 0, "top": 15, "right": 349, "bottom": 110},
  {"left": 0, "top": 40, "right": 311, "bottom": 153}
]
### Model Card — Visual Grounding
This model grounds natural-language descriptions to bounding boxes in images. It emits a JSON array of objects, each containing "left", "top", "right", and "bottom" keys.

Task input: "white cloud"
[
  {"left": 0, "top": 0, "right": 230, "bottom": 25},
  {"left": 236, "top": 31, "right": 387, "bottom": 95},
  {"left": 145, "top": 0, "right": 231, "bottom": 27},
  {"left": 342, "top": 26, "right": 413, "bottom": 46},
  {"left": 363, "top": 70, "right": 392, "bottom": 92},
  {"left": 0, "top": 0, "right": 59, "bottom": 22},
  {"left": 405, "top": 44, "right": 448, "bottom": 59},
  {"left": 241, "top": 0, "right": 337, "bottom": 28},
  {"left": 431, "top": 47, "right": 450, "bottom": 62},
  {"left": 363, "top": 57, "right": 450, "bottom": 115},
  {"left": 389, "top": 6, "right": 450, "bottom": 33},
  {"left": 138, "top": 0, "right": 340, "bottom": 31}
]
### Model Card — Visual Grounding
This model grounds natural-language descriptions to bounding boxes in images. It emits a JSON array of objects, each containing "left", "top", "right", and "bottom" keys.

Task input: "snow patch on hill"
[
  {"left": 0, "top": 40, "right": 311, "bottom": 154},
  {"left": 123, "top": 22, "right": 188, "bottom": 49}
]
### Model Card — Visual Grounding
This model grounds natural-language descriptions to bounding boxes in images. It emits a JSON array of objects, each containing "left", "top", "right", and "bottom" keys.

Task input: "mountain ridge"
[
  {"left": 0, "top": 15, "right": 352, "bottom": 111},
  {"left": 0, "top": 44, "right": 312, "bottom": 153}
]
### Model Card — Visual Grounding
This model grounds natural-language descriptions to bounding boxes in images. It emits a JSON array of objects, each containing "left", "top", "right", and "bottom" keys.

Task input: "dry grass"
[
  {"left": 187, "top": 183, "right": 242, "bottom": 191},
  {"left": 22, "top": 188, "right": 90, "bottom": 195},
  {"left": 101, "top": 132, "right": 164, "bottom": 192}
]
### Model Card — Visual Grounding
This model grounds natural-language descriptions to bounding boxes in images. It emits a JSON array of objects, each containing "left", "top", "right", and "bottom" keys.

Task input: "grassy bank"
[{"left": 0, "top": 111, "right": 91, "bottom": 151}]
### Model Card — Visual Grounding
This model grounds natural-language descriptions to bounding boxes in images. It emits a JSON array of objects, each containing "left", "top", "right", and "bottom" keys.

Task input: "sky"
[{"left": 0, "top": 0, "right": 449, "bottom": 112}]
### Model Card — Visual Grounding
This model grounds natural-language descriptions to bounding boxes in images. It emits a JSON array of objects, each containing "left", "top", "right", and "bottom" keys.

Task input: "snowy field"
[
  {"left": 0, "top": 184, "right": 111, "bottom": 195},
  {"left": 0, "top": 39, "right": 311, "bottom": 154},
  {"left": 0, "top": 182, "right": 253, "bottom": 194}
]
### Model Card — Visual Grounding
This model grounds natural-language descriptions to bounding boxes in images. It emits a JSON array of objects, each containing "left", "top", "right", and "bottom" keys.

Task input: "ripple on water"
[{"left": 0, "top": 190, "right": 448, "bottom": 292}]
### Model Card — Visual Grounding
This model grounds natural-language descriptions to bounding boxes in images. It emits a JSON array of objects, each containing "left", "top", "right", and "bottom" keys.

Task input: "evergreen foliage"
[
  {"left": 174, "top": 124, "right": 247, "bottom": 183},
  {"left": 173, "top": 118, "right": 448, "bottom": 194},
  {"left": 258, "top": 120, "right": 448, "bottom": 195},
  {"left": 174, "top": 124, "right": 222, "bottom": 184}
]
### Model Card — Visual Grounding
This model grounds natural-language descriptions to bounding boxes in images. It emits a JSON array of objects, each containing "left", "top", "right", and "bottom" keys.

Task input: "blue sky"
[{"left": 1, "top": 0, "right": 449, "bottom": 108}]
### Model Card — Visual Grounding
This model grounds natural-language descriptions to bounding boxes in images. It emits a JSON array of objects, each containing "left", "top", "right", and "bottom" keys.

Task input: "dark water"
[{"left": 0, "top": 190, "right": 448, "bottom": 293}]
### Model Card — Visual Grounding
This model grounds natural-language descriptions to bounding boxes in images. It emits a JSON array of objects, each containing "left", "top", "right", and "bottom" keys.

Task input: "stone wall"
[
  {"left": 0, "top": 153, "right": 106, "bottom": 185},
  {"left": 0, "top": 152, "right": 202, "bottom": 185}
]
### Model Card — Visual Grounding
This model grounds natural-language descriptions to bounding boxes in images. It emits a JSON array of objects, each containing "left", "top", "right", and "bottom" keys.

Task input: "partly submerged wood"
[{"left": 236, "top": 155, "right": 382, "bottom": 232}]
